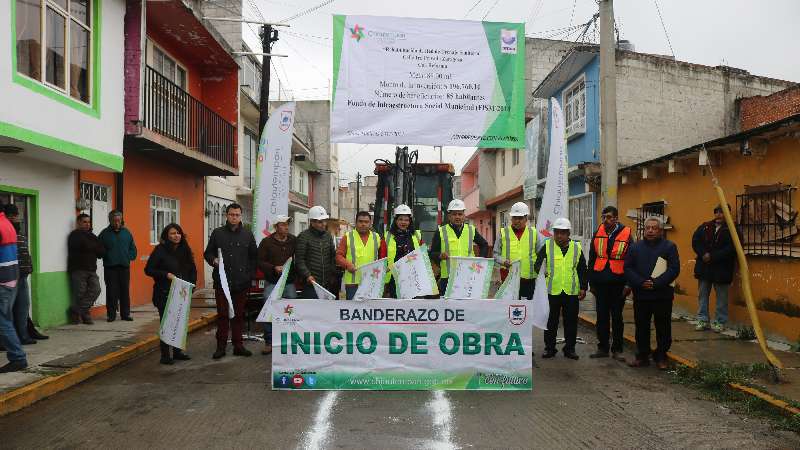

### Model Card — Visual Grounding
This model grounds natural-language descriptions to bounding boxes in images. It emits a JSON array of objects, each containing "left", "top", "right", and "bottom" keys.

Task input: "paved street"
[{"left": 1, "top": 323, "right": 795, "bottom": 450}]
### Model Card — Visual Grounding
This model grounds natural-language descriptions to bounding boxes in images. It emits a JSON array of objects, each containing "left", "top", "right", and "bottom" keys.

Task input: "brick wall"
[{"left": 739, "top": 85, "right": 800, "bottom": 131}]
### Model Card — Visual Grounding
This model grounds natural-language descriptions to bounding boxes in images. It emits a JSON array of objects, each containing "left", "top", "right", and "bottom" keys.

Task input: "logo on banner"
[
  {"left": 350, "top": 24, "right": 365, "bottom": 41},
  {"left": 292, "top": 374, "right": 305, "bottom": 388},
  {"left": 284, "top": 304, "right": 294, "bottom": 316},
  {"left": 279, "top": 111, "right": 293, "bottom": 131},
  {"left": 306, "top": 375, "right": 317, "bottom": 386},
  {"left": 509, "top": 304, "right": 527, "bottom": 325},
  {"left": 279, "top": 375, "right": 290, "bottom": 387},
  {"left": 500, "top": 29, "right": 518, "bottom": 54}
]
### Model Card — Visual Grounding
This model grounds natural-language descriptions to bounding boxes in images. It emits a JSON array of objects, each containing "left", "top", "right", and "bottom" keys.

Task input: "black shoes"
[
  {"left": 107, "top": 317, "right": 116, "bottom": 322},
  {"left": 542, "top": 350, "right": 557, "bottom": 359},
  {"left": 159, "top": 356, "right": 174, "bottom": 365},
  {"left": 20, "top": 338, "right": 37, "bottom": 345},
  {"left": 589, "top": 351, "right": 609, "bottom": 359},
  {"left": 212, "top": 348, "right": 226, "bottom": 359},
  {"left": 80, "top": 314, "right": 94, "bottom": 325},
  {"left": 121, "top": 317, "right": 134, "bottom": 322},
  {"left": 564, "top": 352, "right": 580, "bottom": 360},
  {"left": 173, "top": 351, "right": 191, "bottom": 361},
  {"left": 0, "top": 360, "right": 28, "bottom": 373},
  {"left": 28, "top": 318, "right": 48, "bottom": 340},
  {"left": 233, "top": 347, "right": 253, "bottom": 357}
]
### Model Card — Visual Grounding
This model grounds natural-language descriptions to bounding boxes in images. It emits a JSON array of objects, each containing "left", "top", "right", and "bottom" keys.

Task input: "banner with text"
[
  {"left": 331, "top": 15, "right": 526, "bottom": 148},
  {"left": 271, "top": 299, "right": 532, "bottom": 390},
  {"left": 354, "top": 258, "right": 388, "bottom": 300},
  {"left": 159, "top": 277, "right": 194, "bottom": 350},
  {"left": 444, "top": 257, "right": 495, "bottom": 299},
  {"left": 390, "top": 245, "right": 439, "bottom": 299}
]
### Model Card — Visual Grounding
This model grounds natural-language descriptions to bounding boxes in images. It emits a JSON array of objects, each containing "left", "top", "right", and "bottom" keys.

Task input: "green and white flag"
[
  {"left": 159, "top": 277, "right": 194, "bottom": 350},
  {"left": 495, "top": 260, "right": 520, "bottom": 300},
  {"left": 390, "top": 245, "right": 439, "bottom": 299},
  {"left": 331, "top": 15, "right": 525, "bottom": 148},
  {"left": 354, "top": 258, "right": 388, "bottom": 300},
  {"left": 313, "top": 281, "right": 338, "bottom": 300},
  {"left": 256, "top": 258, "right": 293, "bottom": 323},
  {"left": 444, "top": 257, "right": 495, "bottom": 300}
]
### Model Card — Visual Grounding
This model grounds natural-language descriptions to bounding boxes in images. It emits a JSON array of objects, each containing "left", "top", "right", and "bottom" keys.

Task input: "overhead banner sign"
[
  {"left": 270, "top": 299, "right": 532, "bottom": 390},
  {"left": 254, "top": 102, "right": 296, "bottom": 240},
  {"left": 331, "top": 15, "right": 526, "bottom": 148}
]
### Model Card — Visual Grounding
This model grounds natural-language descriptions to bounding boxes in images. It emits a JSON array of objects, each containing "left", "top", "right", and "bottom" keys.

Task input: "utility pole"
[
  {"left": 599, "top": 0, "right": 618, "bottom": 208},
  {"left": 258, "top": 25, "right": 280, "bottom": 135},
  {"left": 355, "top": 172, "right": 362, "bottom": 216}
]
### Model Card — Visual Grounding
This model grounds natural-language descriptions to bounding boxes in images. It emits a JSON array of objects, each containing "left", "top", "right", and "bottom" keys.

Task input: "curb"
[
  {"left": 0, "top": 312, "right": 218, "bottom": 417},
  {"left": 577, "top": 313, "right": 800, "bottom": 417}
]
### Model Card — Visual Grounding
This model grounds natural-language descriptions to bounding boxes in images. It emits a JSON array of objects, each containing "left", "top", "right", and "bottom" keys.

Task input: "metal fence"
[
  {"left": 636, "top": 201, "right": 666, "bottom": 240},
  {"left": 736, "top": 185, "right": 798, "bottom": 258}
]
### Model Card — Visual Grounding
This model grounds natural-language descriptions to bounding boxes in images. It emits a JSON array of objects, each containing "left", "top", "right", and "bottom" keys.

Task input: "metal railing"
[
  {"left": 143, "top": 66, "right": 236, "bottom": 167},
  {"left": 736, "top": 185, "right": 798, "bottom": 258}
]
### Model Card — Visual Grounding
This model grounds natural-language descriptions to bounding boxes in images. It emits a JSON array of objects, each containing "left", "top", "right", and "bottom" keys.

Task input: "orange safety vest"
[{"left": 592, "top": 224, "right": 631, "bottom": 275}]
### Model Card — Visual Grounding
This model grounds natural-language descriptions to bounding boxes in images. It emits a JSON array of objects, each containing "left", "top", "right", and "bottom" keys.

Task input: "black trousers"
[
  {"left": 594, "top": 283, "right": 626, "bottom": 353},
  {"left": 633, "top": 299, "right": 673, "bottom": 362},
  {"left": 519, "top": 279, "right": 535, "bottom": 300},
  {"left": 104, "top": 266, "right": 131, "bottom": 319},
  {"left": 544, "top": 294, "right": 579, "bottom": 354}
]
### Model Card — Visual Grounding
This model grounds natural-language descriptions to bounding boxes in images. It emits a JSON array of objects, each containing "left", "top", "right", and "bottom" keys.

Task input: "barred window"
[
  {"left": 150, "top": 195, "right": 179, "bottom": 244},
  {"left": 635, "top": 201, "right": 667, "bottom": 240},
  {"left": 736, "top": 184, "right": 798, "bottom": 258}
]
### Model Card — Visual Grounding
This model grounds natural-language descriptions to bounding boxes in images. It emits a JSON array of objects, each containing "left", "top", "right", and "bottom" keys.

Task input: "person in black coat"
[
  {"left": 692, "top": 204, "right": 738, "bottom": 332},
  {"left": 145, "top": 223, "right": 197, "bottom": 365}
]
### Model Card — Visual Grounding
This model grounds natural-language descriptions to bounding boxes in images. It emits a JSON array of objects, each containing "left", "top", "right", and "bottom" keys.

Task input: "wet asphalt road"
[{"left": 1, "top": 324, "right": 796, "bottom": 449}]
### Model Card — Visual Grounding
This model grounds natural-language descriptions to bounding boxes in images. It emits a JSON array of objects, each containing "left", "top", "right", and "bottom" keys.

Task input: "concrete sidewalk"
[
  {"left": 579, "top": 298, "right": 800, "bottom": 415},
  {"left": 0, "top": 289, "right": 218, "bottom": 415}
]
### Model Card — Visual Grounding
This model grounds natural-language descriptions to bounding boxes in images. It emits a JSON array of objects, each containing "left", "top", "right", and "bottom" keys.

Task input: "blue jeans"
[
  {"left": 0, "top": 284, "right": 26, "bottom": 363},
  {"left": 13, "top": 276, "right": 31, "bottom": 341},
  {"left": 697, "top": 279, "right": 729, "bottom": 324},
  {"left": 263, "top": 282, "right": 297, "bottom": 344},
  {"left": 345, "top": 285, "right": 358, "bottom": 300}
]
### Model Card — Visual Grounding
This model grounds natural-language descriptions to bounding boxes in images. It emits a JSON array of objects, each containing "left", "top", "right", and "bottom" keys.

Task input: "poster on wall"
[{"left": 331, "top": 15, "right": 526, "bottom": 148}]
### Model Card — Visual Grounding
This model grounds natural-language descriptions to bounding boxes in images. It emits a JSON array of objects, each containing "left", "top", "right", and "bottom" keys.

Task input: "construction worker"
[
  {"left": 587, "top": 206, "right": 633, "bottom": 360},
  {"left": 380, "top": 204, "right": 423, "bottom": 298},
  {"left": 493, "top": 202, "right": 539, "bottom": 300},
  {"left": 336, "top": 211, "right": 381, "bottom": 300},
  {"left": 533, "top": 218, "right": 588, "bottom": 360},
  {"left": 429, "top": 199, "right": 489, "bottom": 296}
]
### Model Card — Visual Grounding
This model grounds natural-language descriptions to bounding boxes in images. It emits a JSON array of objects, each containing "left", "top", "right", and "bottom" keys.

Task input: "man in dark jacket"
[
  {"left": 624, "top": 216, "right": 680, "bottom": 370},
  {"left": 295, "top": 206, "right": 337, "bottom": 298},
  {"left": 587, "top": 206, "right": 633, "bottom": 360},
  {"left": 98, "top": 210, "right": 137, "bottom": 322},
  {"left": 257, "top": 215, "right": 296, "bottom": 354},
  {"left": 67, "top": 214, "right": 106, "bottom": 324},
  {"left": 692, "top": 204, "right": 737, "bottom": 333},
  {"left": 204, "top": 203, "right": 257, "bottom": 359}
]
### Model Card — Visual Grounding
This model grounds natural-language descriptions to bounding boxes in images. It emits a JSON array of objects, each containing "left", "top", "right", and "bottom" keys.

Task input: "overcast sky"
[{"left": 246, "top": 0, "right": 800, "bottom": 184}]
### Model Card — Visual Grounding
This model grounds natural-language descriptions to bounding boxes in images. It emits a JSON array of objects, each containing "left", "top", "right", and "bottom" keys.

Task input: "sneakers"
[
  {"left": 233, "top": 347, "right": 253, "bottom": 357},
  {"left": 0, "top": 360, "right": 28, "bottom": 373},
  {"left": 711, "top": 322, "right": 724, "bottom": 333},
  {"left": 589, "top": 351, "right": 610, "bottom": 359},
  {"left": 695, "top": 321, "right": 710, "bottom": 331}
]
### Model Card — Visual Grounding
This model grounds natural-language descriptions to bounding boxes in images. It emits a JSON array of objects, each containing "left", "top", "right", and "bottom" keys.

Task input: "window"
[
  {"left": 635, "top": 201, "right": 666, "bottom": 241},
  {"left": 569, "top": 193, "right": 595, "bottom": 243},
  {"left": 736, "top": 184, "right": 798, "bottom": 258},
  {"left": 292, "top": 165, "right": 308, "bottom": 195},
  {"left": 563, "top": 75, "right": 586, "bottom": 139},
  {"left": 15, "top": 0, "right": 93, "bottom": 103},
  {"left": 150, "top": 195, "right": 179, "bottom": 244},
  {"left": 512, "top": 148, "right": 520, "bottom": 166},
  {"left": 151, "top": 44, "right": 186, "bottom": 89},
  {"left": 243, "top": 129, "right": 258, "bottom": 189},
  {"left": 242, "top": 56, "right": 261, "bottom": 102},
  {"left": 500, "top": 151, "right": 506, "bottom": 176}
]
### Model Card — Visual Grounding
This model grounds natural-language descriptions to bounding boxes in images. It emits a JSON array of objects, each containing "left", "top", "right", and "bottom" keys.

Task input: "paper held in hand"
[
  {"left": 444, "top": 257, "right": 495, "bottom": 300},
  {"left": 495, "top": 260, "right": 521, "bottom": 300},
  {"left": 313, "top": 281, "right": 337, "bottom": 300},
  {"left": 256, "top": 258, "right": 293, "bottom": 323},
  {"left": 217, "top": 249, "right": 235, "bottom": 318},
  {"left": 650, "top": 256, "right": 675, "bottom": 287},
  {"left": 159, "top": 277, "right": 194, "bottom": 350},
  {"left": 389, "top": 245, "right": 439, "bottom": 299},
  {"left": 353, "top": 258, "right": 387, "bottom": 300}
]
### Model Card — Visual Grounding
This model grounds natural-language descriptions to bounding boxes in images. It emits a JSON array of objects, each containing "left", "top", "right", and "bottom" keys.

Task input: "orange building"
[{"left": 79, "top": 1, "right": 238, "bottom": 312}]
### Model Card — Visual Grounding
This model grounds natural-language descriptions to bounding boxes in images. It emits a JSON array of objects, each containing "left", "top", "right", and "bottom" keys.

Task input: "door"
[
  {"left": 79, "top": 182, "right": 111, "bottom": 306},
  {"left": 569, "top": 193, "right": 595, "bottom": 262}
]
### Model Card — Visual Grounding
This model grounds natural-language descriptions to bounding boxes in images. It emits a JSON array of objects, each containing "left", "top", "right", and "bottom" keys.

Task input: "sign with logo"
[
  {"left": 159, "top": 277, "right": 195, "bottom": 350},
  {"left": 444, "top": 257, "right": 495, "bottom": 299},
  {"left": 256, "top": 258, "right": 293, "bottom": 323},
  {"left": 270, "top": 299, "right": 532, "bottom": 390},
  {"left": 495, "top": 260, "right": 520, "bottom": 301},
  {"left": 331, "top": 15, "right": 526, "bottom": 148},
  {"left": 389, "top": 245, "right": 439, "bottom": 299},
  {"left": 353, "top": 258, "right": 388, "bottom": 300}
]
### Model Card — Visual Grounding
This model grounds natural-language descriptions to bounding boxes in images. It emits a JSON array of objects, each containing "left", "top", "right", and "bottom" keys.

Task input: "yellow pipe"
[{"left": 713, "top": 183, "right": 783, "bottom": 369}]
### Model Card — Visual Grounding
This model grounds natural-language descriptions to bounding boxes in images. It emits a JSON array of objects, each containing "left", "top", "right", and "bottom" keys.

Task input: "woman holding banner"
[
  {"left": 145, "top": 224, "right": 197, "bottom": 365},
  {"left": 380, "top": 204, "right": 424, "bottom": 298}
]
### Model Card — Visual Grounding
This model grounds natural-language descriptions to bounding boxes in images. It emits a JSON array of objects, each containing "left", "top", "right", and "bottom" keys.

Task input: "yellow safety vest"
[
  {"left": 384, "top": 230, "right": 422, "bottom": 283},
  {"left": 438, "top": 223, "right": 475, "bottom": 279},
  {"left": 545, "top": 239, "right": 582, "bottom": 296},
  {"left": 499, "top": 226, "right": 539, "bottom": 279},
  {"left": 345, "top": 230, "right": 380, "bottom": 284}
]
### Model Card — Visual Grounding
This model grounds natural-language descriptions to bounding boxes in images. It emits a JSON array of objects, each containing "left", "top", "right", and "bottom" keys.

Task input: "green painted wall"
[{"left": 32, "top": 271, "right": 71, "bottom": 328}]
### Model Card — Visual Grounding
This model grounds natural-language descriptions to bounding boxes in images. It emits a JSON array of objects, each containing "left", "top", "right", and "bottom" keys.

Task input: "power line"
[
  {"left": 482, "top": 0, "right": 502, "bottom": 20},
  {"left": 463, "top": 0, "right": 485, "bottom": 18},
  {"left": 279, "top": 0, "right": 337, "bottom": 23},
  {"left": 653, "top": 0, "right": 675, "bottom": 57}
]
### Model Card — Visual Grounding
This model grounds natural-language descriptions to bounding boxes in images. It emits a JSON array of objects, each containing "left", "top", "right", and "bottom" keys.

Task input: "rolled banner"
[
  {"left": 218, "top": 249, "right": 235, "bottom": 318},
  {"left": 313, "top": 281, "right": 337, "bottom": 300}
]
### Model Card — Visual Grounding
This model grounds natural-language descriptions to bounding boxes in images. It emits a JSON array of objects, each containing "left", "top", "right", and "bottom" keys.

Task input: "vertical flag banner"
[
  {"left": 159, "top": 277, "right": 195, "bottom": 350},
  {"left": 531, "top": 98, "right": 568, "bottom": 329},
  {"left": 444, "top": 257, "right": 495, "bottom": 299},
  {"left": 313, "top": 281, "right": 338, "bottom": 300},
  {"left": 522, "top": 118, "right": 540, "bottom": 200},
  {"left": 257, "top": 258, "right": 293, "bottom": 323},
  {"left": 253, "top": 102, "right": 296, "bottom": 240},
  {"left": 353, "top": 258, "right": 388, "bottom": 300},
  {"left": 495, "top": 260, "right": 521, "bottom": 300},
  {"left": 390, "top": 245, "right": 439, "bottom": 299},
  {"left": 331, "top": 15, "right": 525, "bottom": 148},
  {"left": 217, "top": 249, "right": 235, "bottom": 318}
]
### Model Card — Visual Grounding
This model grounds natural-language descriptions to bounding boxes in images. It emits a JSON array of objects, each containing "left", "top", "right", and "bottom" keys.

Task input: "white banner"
[
  {"left": 353, "top": 258, "right": 388, "bottom": 300},
  {"left": 531, "top": 98, "right": 568, "bottom": 329},
  {"left": 256, "top": 258, "right": 293, "bottom": 323},
  {"left": 444, "top": 257, "right": 495, "bottom": 299},
  {"left": 495, "top": 260, "right": 520, "bottom": 301},
  {"left": 218, "top": 249, "right": 235, "bottom": 318},
  {"left": 270, "top": 299, "right": 532, "bottom": 390},
  {"left": 253, "top": 102, "right": 296, "bottom": 241},
  {"left": 390, "top": 245, "right": 439, "bottom": 299},
  {"left": 313, "top": 281, "right": 338, "bottom": 300},
  {"left": 331, "top": 15, "right": 526, "bottom": 148},
  {"left": 159, "top": 277, "right": 194, "bottom": 350}
]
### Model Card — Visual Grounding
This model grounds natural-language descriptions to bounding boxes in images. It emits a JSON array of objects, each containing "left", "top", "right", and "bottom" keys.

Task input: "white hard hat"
[
  {"left": 510, "top": 202, "right": 530, "bottom": 217},
  {"left": 447, "top": 199, "right": 466, "bottom": 211},
  {"left": 394, "top": 204, "right": 412, "bottom": 216},
  {"left": 309, "top": 205, "right": 329, "bottom": 221},
  {"left": 552, "top": 217, "right": 572, "bottom": 230},
  {"left": 274, "top": 215, "right": 292, "bottom": 226}
]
